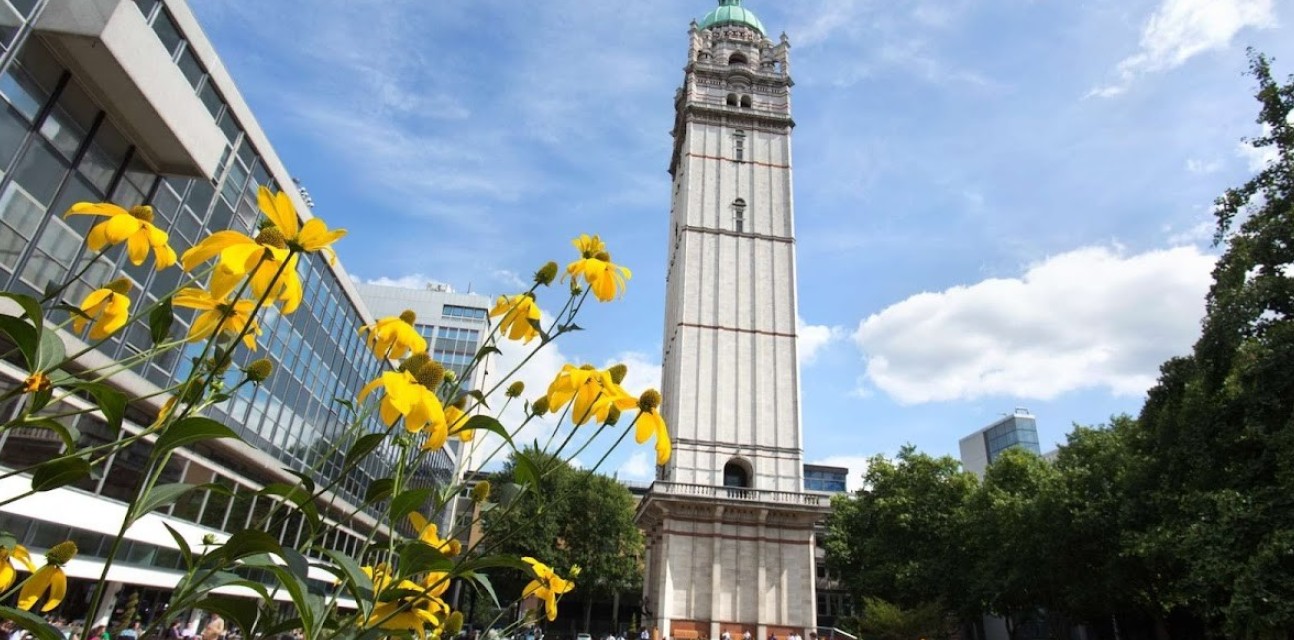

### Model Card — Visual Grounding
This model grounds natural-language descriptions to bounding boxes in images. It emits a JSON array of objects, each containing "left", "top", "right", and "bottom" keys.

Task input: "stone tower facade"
[{"left": 638, "top": 3, "right": 829, "bottom": 639}]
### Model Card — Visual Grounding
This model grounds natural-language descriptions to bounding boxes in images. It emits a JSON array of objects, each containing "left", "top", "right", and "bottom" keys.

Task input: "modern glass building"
[
  {"left": 802, "top": 464, "right": 852, "bottom": 629},
  {"left": 0, "top": 0, "right": 441, "bottom": 623},
  {"left": 958, "top": 408, "right": 1042, "bottom": 477}
]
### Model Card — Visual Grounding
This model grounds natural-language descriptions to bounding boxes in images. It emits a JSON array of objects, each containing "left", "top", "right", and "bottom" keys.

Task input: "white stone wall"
[{"left": 661, "top": 26, "right": 804, "bottom": 492}]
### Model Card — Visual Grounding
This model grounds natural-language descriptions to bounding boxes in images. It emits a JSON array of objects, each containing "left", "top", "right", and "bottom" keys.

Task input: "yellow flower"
[
  {"left": 489, "top": 294, "right": 541, "bottom": 343},
  {"left": 65, "top": 203, "right": 176, "bottom": 270},
  {"left": 18, "top": 541, "right": 75, "bottom": 612},
  {"left": 181, "top": 228, "right": 302, "bottom": 314},
  {"left": 546, "top": 364, "right": 638, "bottom": 426},
  {"left": 358, "top": 369, "right": 447, "bottom": 448},
  {"left": 257, "top": 186, "right": 346, "bottom": 261},
  {"left": 363, "top": 564, "right": 449, "bottom": 640},
  {"left": 360, "top": 310, "right": 428, "bottom": 360},
  {"left": 173, "top": 287, "right": 262, "bottom": 351},
  {"left": 73, "top": 280, "right": 131, "bottom": 340},
  {"left": 521, "top": 557, "right": 574, "bottom": 622},
  {"left": 0, "top": 542, "right": 34, "bottom": 592},
  {"left": 635, "top": 398, "right": 672, "bottom": 465},
  {"left": 409, "top": 513, "right": 459, "bottom": 557},
  {"left": 446, "top": 399, "right": 475, "bottom": 442},
  {"left": 564, "top": 234, "right": 631, "bottom": 302}
]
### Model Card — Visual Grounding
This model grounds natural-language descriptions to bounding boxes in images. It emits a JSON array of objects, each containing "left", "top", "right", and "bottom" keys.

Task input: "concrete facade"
[{"left": 639, "top": 4, "right": 828, "bottom": 639}]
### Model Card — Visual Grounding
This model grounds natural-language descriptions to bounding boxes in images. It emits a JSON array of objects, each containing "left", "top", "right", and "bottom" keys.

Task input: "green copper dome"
[{"left": 697, "top": 0, "right": 766, "bottom": 36}]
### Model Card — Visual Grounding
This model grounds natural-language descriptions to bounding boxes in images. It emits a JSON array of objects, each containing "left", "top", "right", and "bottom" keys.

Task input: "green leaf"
[
  {"left": 514, "top": 452, "right": 542, "bottom": 487},
  {"left": 282, "top": 468, "right": 317, "bottom": 493},
  {"left": 466, "top": 389, "right": 490, "bottom": 410},
  {"left": 20, "top": 418, "right": 80, "bottom": 451},
  {"left": 74, "top": 382, "right": 126, "bottom": 438},
  {"left": 191, "top": 597, "right": 260, "bottom": 638},
  {"left": 1, "top": 292, "right": 43, "bottom": 327},
  {"left": 364, "top": 477, "right": 394, "bottom": 505},
  {"left": 260, "top": 565, "right": 322, "bottom": 639},
  {"left": 154, "top": 416, "right": 239, "bottom": 457},
  {"left": 397, "top": 541, "right": 453, "bottom": 576},
  {"left": 476, "top": 345, "right": 502, "bottom": 359},
  {"left": 461, "top": 415, "right": 510, "bottom": 446},
  {"left": 259, "top": 482, "right": 320, "bottom": 524},
  {"left": 31, "top": 457, "right": 90, "bottom": 492},
  {"left": 463, "top": 570, "right": 503, "bottom": 607},
  {"left": 35, "top": 329, "right": 65, "bottom": 371},
  {"left": 149, "top": 297, "right": 174, "bottom": 345},
  {"left": 0, "top": 315, "right": 38, "bottom": 369},
  {"left": 0, "top": 605, "right": 66, "bottom": 640},
  {"left": 137, "top": 482, "right": 226, "bottom": 517},
  {"left": 161, "top": 523, "right": 194, "bottom": 569},
  {"left": 215, "top": 530, "right": 282, "bottom": 563},
  {"left": 389, "top": 487, "right": 435, "bottom": 525},
  {"left": 319, "top": 548, "right": 374, "bottom": 610},
  {"left": 280, "top": 546, "right": 309, "bottom": 580},
  {"left": 344, "top": 433, "right": 386, "bottom": 469}
]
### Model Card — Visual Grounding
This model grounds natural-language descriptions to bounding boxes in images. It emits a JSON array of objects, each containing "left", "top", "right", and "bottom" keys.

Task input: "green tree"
[
  {"left": 963, "top": 448, "right": 1060, "bottom": 639},
  {"left": 824, "top": 447, "right": 979, "bottom": 628},
  {"left": 1130, "top": 51, "right": 1294, "bottom": 637},
  {"left": 850, "top": 598, "right": 949, "bottom": 640},
  {"left": 481, "top": 448, "right": 643, "bottom": 628}
]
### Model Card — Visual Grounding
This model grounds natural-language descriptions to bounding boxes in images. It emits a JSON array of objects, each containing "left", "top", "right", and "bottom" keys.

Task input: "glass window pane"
[
  {"left": 39, "top": 80, "right": 96, "bottom": 159},
  {"left": 176, "top": 44, "right": 204, "bottom": 89},
  {"left": 0, "top": 181, "right": 46, "bottom": 270},
  {"left": 12, "top": 137, "right": 69, "bottom": 205},
  {"left": 131, "top": 0, "right": 157, "bottom": 20},
  {"left": 78, "top": 118, "right": 129, "bottom": 193},
  {"left": 150, "top": 9, "right": 182, "bottom": 56},
  {"left": 198, "top": 80, "right": 221, "bottom": 119},
  {"left": 0, "top": 103, "right": 28, "bottom": 173},
  {"left": 0, "top": 64, "right": 46, "bottom": 121}
]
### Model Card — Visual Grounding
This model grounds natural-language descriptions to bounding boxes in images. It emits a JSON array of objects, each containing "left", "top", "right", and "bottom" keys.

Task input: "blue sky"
[{"left": 189, "top": 0, "right": 1291, "bottom": 488}]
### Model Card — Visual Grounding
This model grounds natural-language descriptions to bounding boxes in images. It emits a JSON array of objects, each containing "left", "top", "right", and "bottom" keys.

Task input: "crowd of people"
[{"left": 0, "top": 613, "right": 239, "bottom": 640}]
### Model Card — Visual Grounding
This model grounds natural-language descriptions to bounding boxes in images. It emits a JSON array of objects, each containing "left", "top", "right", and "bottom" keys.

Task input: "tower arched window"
[
  {"left": 740, "top": 95, "right": 752, "bottom": 108},
  {"left": 728, "top": 53, "right": 748, "bottom": 66},
  {"left": 732, "top": 198, "right": 747, "bottom": 233},
  {"left": 726, "top": 93, "right": 738, "bottom": 107},
  {"left": 723, "top": 460, "right": 751, "bottom": 488}
]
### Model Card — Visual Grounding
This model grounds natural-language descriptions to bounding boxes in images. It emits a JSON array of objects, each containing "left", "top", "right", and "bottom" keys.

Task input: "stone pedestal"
[{"left": 637, "top": 483, "right": 829, "bottom": 639}]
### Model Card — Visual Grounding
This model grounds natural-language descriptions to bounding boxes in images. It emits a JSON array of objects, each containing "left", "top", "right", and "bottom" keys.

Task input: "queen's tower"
[{"left": 637, "top": 2, "right": 829, "bottom": 637}]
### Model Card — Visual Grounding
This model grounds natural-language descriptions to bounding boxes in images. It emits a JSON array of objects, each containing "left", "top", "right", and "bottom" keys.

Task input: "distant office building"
[
  {"left": 959, "top": 408, "right": 1042, "bottom": 477},
  {"left": 0, "top": 0, "right": 429, "bottom": 623},
  {"left": 804, "top": 464, "right": 851, "bottom": 628},
  {"left": 356, "top": 283, "right": 493, "bottom": 528}
]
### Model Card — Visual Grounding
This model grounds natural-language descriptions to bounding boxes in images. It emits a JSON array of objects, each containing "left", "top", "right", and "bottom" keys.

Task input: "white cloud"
[
  {"left": 363, "top": 273, "right": 454, "bottom": 292},
  {"left": 1186, "top": 158, "right": 1223, "bottom": 175},
  {"left": 1165, "top": 220, "right": 1216, "bottom": 245},
  {"left": 797, "top": 315, "right": 845, "bottom": 366},
  {"left": 852, "top": 245, "right": 1216, "bottom": 404},
  {"left": 1238, "top": 125, "right": 1279, "bottom": 170},
  {"left": 808, "top": 455, "right": 871, "bottom": 492},
  {"left": 617, "top": 451, "right": 654, "bottom": 482},
  {"left": 1091, "top": 0, "right": 1276, "bottom": 97}
]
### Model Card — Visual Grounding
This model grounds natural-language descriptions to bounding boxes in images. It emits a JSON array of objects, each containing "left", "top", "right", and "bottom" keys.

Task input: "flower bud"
[
  {"left": 506, "top": 381, "right": 525, "bottom": 398},
  {"left": 531, "top": 396, "right": 550, "bottom": 416},
  {"left": 569, "top": 565, "right": 582, "bottom": 578},
  {"left": 444, "top": 369, "right": 457, "bottom": 384},
  {"left": 608, "top": 364, "right": 628, "bottom": 384},
  {"left": 444, "top": 612, "right": 464, "bottom": 636},
  {"left": 471, "top": 480, "right": 491, "bottom": 503},
  {"left": 202, "top": 534, "right": 218, "bottom": 546},
  {"left": 45, "top": 541, "right": 77, "bottom": 566},
  {"left": 244, "top": 358, "right": 273, "bottom": 383},
  {"left": 105, "top": 278, "right": 133, "bottom": 295},
  {"left": 446, "top": 539, "right": 463, "bottom": 557},
  {"left": 638, "top": 389, "right": 662, "bottom": 412},
  {"left": 129, "top": 205, "right": 155, "bottom": 224},
  {"left": 534, "top": 261, "right": 559, "bottom": 286},
  {"left": 605, "top": 406, "right": 622, "bottom": 426}
]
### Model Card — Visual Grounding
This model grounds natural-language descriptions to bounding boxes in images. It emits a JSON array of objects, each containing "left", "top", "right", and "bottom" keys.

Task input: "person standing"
[{"left": 200, "top": 615, "right": 224, "bottom": 640}]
